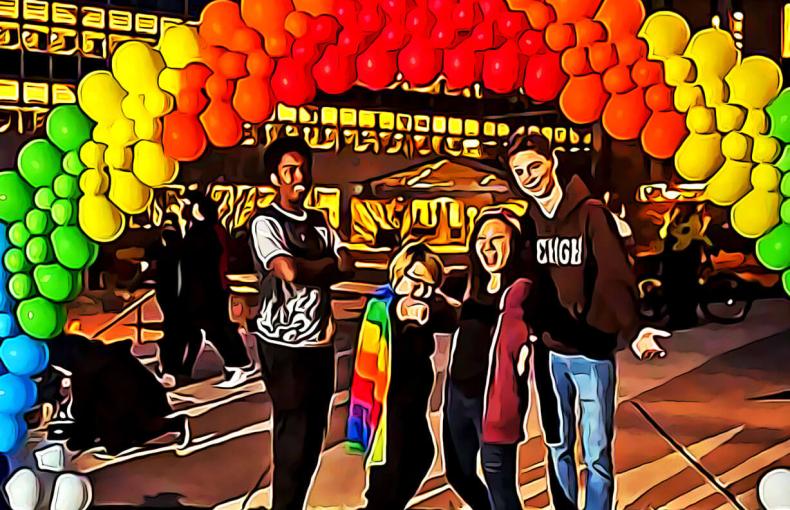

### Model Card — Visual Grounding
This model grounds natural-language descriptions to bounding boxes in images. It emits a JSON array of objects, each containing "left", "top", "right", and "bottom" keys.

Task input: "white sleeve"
[
  {"left": 317, "top": 225, "right": 343, "bottom": 256},
  {"left": 251, "top": 216, "right": 291, "bottom": 270}
]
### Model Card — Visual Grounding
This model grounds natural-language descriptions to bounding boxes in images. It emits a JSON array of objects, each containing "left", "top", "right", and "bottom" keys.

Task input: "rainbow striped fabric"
[{"left": 346, "top": 288, "right": 394, "bottom": 467}]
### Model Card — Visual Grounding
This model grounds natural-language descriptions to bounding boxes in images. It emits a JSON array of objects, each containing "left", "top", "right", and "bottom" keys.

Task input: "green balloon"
[
  {"left": 767, "top": 89, "right": 790, "bottom": 143},
  {"left": 8, "top": 222, "right": 31, "bottom": 248},
  {"left": 53, "top": 174, "right": 79, "bottom": 199},
  {"left": 18, "top": 139, "right": 62, "bottom": 188},
  {"left": 25, "top": 209, "right": 52, "bottom": 235},
  {"left": 88, "top": 241, "right": 99, "bottom": 267},
  {"left": 783, "top": 269, "right": 790, "bottom": 296},
  {"left": 62, "top": 149, "right": 86, "bottom": 177},
  {"left": 16, "top": 297, "right": 66, "bottom": 339},
  {"left": 3, "top": 248, "right": 30, "bottom": 273},
  {"left": 782, "top": 199, "right": 790, "bottom": 225},
  {"left": 25, "top": 236, "right": 52, "bottom": 265},
  {"left": 50, "top": 226, "right": 91, "bottom": 270},
  {"left": 51, "top": 199, "right": 76, "bottom": 226},
  {"left": 756, "top": 223, "right": 790, "bottom": 271},
  {"left": 46, "top": 105, "right": 93, "bottom": 152},
  {"left": 34, "top": 187, "right": 56, "bottom": 210},
  {"left": 775, "top": 145, "right": 790, "bottom": 172},
  {"left": 68, "top": 270, "right": 83, "bottom": 301},
  {"left": 0, "top": 171, "right": 34, "bottom": 223},
  {"left": 782, "top": 172, "right": 790, "bottom": 198},
  {"left": 33, "top": 263, "right": 78, "bottom": 302},
  {"left": 8, "top": 273, "right": 34, "bottom": 300}
]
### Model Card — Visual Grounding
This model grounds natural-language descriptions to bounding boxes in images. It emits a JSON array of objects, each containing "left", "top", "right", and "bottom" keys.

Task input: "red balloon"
[
  {"left": 379, "top": 22, "right": 408, "bottom": 51},
  {"left": 406, "top": 6, "right": 436, "bottom": 37},
  {"left": 382, "top": 0, "right": 409, "bottom": 19},
  {"left": 545, "top": 22, "right": 576, "bottom": 52},
  {"left": 182, "top": 63, "right": 212, "bottom": 89},
  {"left": 602, "top": 87, "right": 649, "bottom": 140},
  {"left": 483, "top": 41, "right": 525, "bottom": 94},
  {"left": 645, "top": 83, "right": 673, "bottom": 111},
  {"left": 291, "top": 37, "right": 321, "bottom": 65},
  {"left": 588, "top": 41, "right": 616, "bottom": 73},
  {"left": 359, "top": 4, "right": 384, "bottom": 33},
  {"left": 218, "top": 51, "right": 248, "bottom": 79},
  {"left": 431, "top": 20, "right": 459, "bottom": 49},
  {"left": 602, "top": 64, "right": 635, "bottom": 94},
  {"left": 399, "top": 37, "right": 442, "bottom": 86},
  {"left": 496, "top": 11, "right": 528, "bottom": 40},
  {"left": 479, "top": 0, "right": 504, "bottom": 18},
  {"left": 443, "top": 41, "right": 481, "bottom": 90},
  {"left": 314, "top": 45, "right": 357, "bottom": 94},
  {"left": 337, "top": 28, "right": 364, "bottom": 55},
  {"left": 518, "top": 30, "right": 545, "bottom": 56},
  {"left": 177, "top": 89, "right": 208, "bottom": 115},
  {"left": 559, "top": 74, "right": 607, "bottom": 123},
  {"left": 428, "top": 0, "right": 454, "bottom": 18},
  {"left": 233, "top": 75, "right": 274, "bottom": 123},
  {"left": 247, "top": 49, "right": 275, "bottom": 76},
  {"left": 311, "top": 14, "right": 341, "bottom": 43},
  {"left": 205, "top": 74, "right": 234, "bottom": 101},
  {"left": 641, "top": 110, "right": 688, "bottom": 159},
  {"left": 357, "top": 43, "right": 399, "bottom": 90},
  {"left": 271, "top": 58, "right": 317, "bottom": 105},
  {"left": 200, "top": 0, "right": 244, "bottom": 47},
  {"left": 631, "top": 58, "right": 662, "bottom": 88},
  {"left": 452, "top": 0, "right": 481, "bottom": 32},
  {"left": 163, "top": 112, "right": 207, "bottom": 161},
  {"left": 522, "top": 50, "right": 567, "bottom": 102},
  {"left": 200, "top": 100, "right": 243, "bottom": 147},
  {"left": 470, "top": 21, "right": 497, "bottom": 51},
  {"left": 334, "top": 0, "right": 359, "bottom": 25},
  {"left": 561, "top": 46, "right": 591, "bottom": 76}
]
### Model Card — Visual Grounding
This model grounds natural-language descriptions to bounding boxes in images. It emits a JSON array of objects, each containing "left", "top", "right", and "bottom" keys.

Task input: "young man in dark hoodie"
[{"left": 504, "top": 131, "right": 670, "bottom": 510}]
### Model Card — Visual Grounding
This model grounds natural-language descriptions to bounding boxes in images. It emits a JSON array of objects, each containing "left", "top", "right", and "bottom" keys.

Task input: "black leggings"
[{"left": 443, "top": 380, "right": 491, "bottom": 510}]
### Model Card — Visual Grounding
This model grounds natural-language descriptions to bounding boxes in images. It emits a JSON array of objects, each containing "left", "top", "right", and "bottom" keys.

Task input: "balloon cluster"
[
  {"left": 0, "top": 225, "right": 49, "bottom": 454},
  {"left": 77, "top": 40, "right": 179, "bottom": 243},
  {"left": 0, "top": 106, "right": 99, "bottom": 341}
]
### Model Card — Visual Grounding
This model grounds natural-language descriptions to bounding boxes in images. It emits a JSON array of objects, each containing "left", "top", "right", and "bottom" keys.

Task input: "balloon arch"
[{"left": 1, "top": 0, "right": 790, "bottom": 451}]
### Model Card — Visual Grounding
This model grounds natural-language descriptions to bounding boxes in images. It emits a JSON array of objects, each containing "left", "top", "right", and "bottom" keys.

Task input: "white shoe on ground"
[{"left": 214, "top": 365, "right": 256, "bottom": 389}]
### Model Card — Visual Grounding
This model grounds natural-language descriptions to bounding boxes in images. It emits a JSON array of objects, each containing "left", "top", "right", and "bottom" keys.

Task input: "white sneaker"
[
  {"left": 159, "top": 373, "right": 177, "bottom": 389},
  {"left": 175, "top": 418, "right": 191, "bottom": 450},
  {"left": 214, "top": 366, "right": 255, "bottom": 389}
]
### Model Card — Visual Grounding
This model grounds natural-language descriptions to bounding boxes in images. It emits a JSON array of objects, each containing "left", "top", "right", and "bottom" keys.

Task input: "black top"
[{"left": 448, "top": 298, "right": 500, "bottom": 397}]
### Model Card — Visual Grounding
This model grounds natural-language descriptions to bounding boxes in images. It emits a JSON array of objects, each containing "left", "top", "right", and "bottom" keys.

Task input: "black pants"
[
  {"left": 481, "top": 443, "right": 520, "bottom": 510},
  {"left": 443, "top": 380, "right": 491, "bottom": 510},
  {"left": 363, "top": 370, "right": 435, "bottom": 510},
  {"left": 260, "top": 341, "right": 334, "bottom": 510},
  {"left": 182, "top": 307, "right": 250, "bottom": 375},
  {"left": 158, "top": 302, "right": 187, "bottom": 376}
]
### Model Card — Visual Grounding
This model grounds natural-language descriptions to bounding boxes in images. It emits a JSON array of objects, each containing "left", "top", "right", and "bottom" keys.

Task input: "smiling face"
[
  {"left": 508, "top": 149, "right": 557, "bottom": 199},
  {"left": 272, "top": 151, "right": 311, "bottom": 206},
  {"left": 475, "top": 218, "right": 512, "bottom": 274}
]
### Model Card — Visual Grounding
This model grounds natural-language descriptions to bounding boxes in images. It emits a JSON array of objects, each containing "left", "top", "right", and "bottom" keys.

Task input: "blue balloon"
[
  {"left": 0, "top": 374, "right": 34, "bottom": 414},
  {"left": 0, "top": 312, "right": 17, "bottom": 338},
  {"left": 0, "top": 335, "right": 48, "bottom": 376},
  {"left": 0, "top": 413, "right": 24, "bottom": 454}
]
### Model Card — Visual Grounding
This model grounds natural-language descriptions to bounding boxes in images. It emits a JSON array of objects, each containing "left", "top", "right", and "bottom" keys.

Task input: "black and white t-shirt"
[{"left": 249, "top": 203, "right": 340, "bottom": 347}]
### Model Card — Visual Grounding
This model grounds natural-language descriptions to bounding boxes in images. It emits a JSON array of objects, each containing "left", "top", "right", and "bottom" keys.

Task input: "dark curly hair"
[{"left": 262, "top": 136, "right": 313, "bottom": 180}]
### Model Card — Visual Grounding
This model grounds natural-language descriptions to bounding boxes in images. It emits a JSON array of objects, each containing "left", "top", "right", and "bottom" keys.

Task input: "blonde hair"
[{"left": 388, "top": 243, "right": 444, "bottom": 289}]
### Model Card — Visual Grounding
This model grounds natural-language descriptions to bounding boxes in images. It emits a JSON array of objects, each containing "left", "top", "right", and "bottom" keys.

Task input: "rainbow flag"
[{"left": 347, "top": 288, "right": 393, "bottom": 466}]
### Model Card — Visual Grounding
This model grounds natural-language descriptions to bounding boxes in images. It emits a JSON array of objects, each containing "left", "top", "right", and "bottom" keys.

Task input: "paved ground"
[{"left": 47, "top": 299, "right": 790, "bottom": 509}]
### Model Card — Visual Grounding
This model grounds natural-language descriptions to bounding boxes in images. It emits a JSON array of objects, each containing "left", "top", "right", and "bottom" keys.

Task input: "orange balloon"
[
  {"left": 265, "top": 30, "right": 293, "bottom": 57},
  {"left": 595, "top": 0, "right": 645, "bottom": 42},
  {"left": 163, "top": 112, "right": 208, "bottom": 162},
  {"left": 242, "top": 0, "right": 294, "bottom": 36},
  {"left": 545, "top": 23, "right": 576, "bottom": 52},
  {"left": 641, "top": 110, "right": 688, "bottom": 159},
  {"left": 218, "top": 51, "right": 248, "bottom": 79},
  {"left": 574, "top": 19, "right": 606, "bottom": 47},
  {"left": 205, "top": 74, "right": 234, "bottom": 101},
  {"left": 285, "top": 11, "right": 311, "bottom": 38},
  {"left": 182, "top": 63, "right": 212, "bottom": 90},
  {"left": 201, "top": 45, "right": 224, "bottom": 71},
  {"left": 588, "top": 41, "right": 616, "bottom": 73},
  {"left": 602, "top": 64, "right": 635, "bottom": 93},
  {"left": 200, "top": 100, "right": 243, "bottom": 147},
  {"left": 561, "top": 46, "right": 591, "bottom": 76},
  {"left": 521, "top": 0, "right": 555, "bottom": 30},
  {"left": 177, "top": 89, "right": 208, "bottom": 115},
  {"left": 545, "top": 0, "right": 600, "bottom": 22},
  {"left": 247, "top": 49, "right": 275, "bottom": 76},
  {"left": 602, "top": 88, "right": 649, "bottom": 140},
  {"left": 199, "top": 0, "right": 244, "bottom": 47},
  {"left": 644, "top": 82, "right": 673, "bottom": 111},
  {"left": 631, "top": 58, "right": 662, "bottom": 87},
  {"left": 233, "top": 76, "right": 274, "bottom": 123},
  {"left": 294, "top": 0, "right": 336, "bottom": 16},
  {"left": 229, "top": 28, "right": 262, "bottom": 53},
  {"left": 560, "top": 74, "right": 608, "bottom": 124},
  {"left": 615, "top": 36, "right": 645, "bottom": 66}
]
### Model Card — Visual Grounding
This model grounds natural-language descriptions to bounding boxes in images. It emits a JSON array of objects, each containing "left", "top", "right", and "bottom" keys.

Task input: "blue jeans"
[{"left": 547, "top": 352, "right": 615, "bottom": 510}]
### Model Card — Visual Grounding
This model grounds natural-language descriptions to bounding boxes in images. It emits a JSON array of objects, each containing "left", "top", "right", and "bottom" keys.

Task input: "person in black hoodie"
[{"left": 503, "top": 130, "right": 670, "bottom": 510}]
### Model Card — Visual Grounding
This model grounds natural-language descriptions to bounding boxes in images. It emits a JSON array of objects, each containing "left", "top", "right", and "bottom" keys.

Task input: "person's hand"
[
  {"left": 397, "top": 296, "right": 429, "bottom": 324},
  {"left": 630, "top": 327, "right": 670, "bottom": 360}
]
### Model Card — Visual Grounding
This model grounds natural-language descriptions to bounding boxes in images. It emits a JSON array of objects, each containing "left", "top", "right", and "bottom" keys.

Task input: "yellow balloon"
[
  {"left": 721, "top": 131, "right": 752, "bottom": 161},
  {"left": 158, "top": 69, "right": 181, "bottom": 96},
  {"left": 91, "top": 123, "right": 113, "bottom": 146},
  {"left": 79, "top": 141, "right": 106, "bottom": 169},
  {"left": 108, "top": 117, "right": 137, "bottom": 147},
  {"left": 144, "top": 91, "right": 173, "bottom": 118},
  {"left": 638, "top": 11, "right": 691, "bottom": 61},
  {"left": 78, "top": 168, "right": 110, "bottom": 196},
  {"left": 751, "top": 163, "right": 781, "bottom": 191},
  {"left": 752, "top": 136, "right": 781, "bottom": 163},
  {"left": 112, "top": 41, "right": 165, "bottom": 95},
  {"left": 159, "top": 25, "right": 201, "bottom": 69},
  {"left": 133, "top": 141, "right": 179, "bottom": 187},
  {"left": 704, "top": 159, "right": 753, "bottom": 205},
  {"left": 664, "top": 56, "right": 695, "bottom": 87},
  {"left": 105, "top": 145, "right": 133, "bottom": 170},
  {"left": 108, "top": 169, "right": 153, "bottom": 215},
  {"left": 78, "top": 195, "right": 126, "bottom": 243},
  {"left": 741, "top": 109, "right": 769, "bottom": 137},
  {"left": 675, "top": 133, "right": 724, "bottom": 181},
  {"left": 687, "top": 105, "right": 716, "bottom": 134},
  {"left": 715, "top": 104, "right": 746, "bottom": 133},
  {"left": 77, "top": 71, "right": 125, "bottom": 123},
  {"left": 684, "top": 27, "right": 738, "bottom": 108},
  {"left": 674, "top": 83, "right": 704, "bottom": 112},
  {"left": 731, "top": 189, "right": 781, "bottom": 238},
  {"left": 725, "top": 56, "right": 783, "bottom": 110}
]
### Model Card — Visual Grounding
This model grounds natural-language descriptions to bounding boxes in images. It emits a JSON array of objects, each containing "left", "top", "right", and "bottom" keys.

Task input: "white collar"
[{"left": 272, "top": 202, "right": 307, "bottom": 221}]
